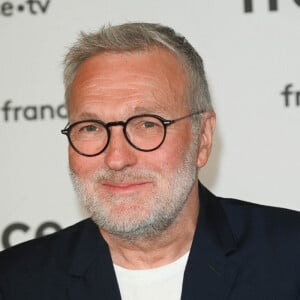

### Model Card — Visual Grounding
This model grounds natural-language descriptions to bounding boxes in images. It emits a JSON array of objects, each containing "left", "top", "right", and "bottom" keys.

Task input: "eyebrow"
[
  {"left": 133, "top": 106, "right": 169, "bottom": 116},
  {"left": 77, "top": 112, "right": 100, "bottom": 120}
]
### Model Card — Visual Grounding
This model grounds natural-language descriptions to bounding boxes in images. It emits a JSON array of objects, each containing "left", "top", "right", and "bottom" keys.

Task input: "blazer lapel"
[
  {"left": 67, "top": 220, "right": 121, "bottom": 300},
  {"left": 181, "top": 184, "right": 239, "bottom": 300}
]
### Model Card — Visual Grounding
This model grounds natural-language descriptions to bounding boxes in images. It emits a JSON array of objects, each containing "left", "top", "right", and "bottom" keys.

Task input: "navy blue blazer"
[{"left": 0, "top": 184, "right": 299, "bottom": 299}]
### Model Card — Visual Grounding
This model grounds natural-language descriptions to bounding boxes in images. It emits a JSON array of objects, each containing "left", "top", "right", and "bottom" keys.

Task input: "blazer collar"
[{"left": 181, "top": 183, "right": 239, "bottom": 299}]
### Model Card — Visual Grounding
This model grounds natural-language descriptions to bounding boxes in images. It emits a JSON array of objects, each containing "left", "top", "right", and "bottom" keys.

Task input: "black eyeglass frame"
[{"left": 61, "top": 111, "right": 202, "bottom": 157}]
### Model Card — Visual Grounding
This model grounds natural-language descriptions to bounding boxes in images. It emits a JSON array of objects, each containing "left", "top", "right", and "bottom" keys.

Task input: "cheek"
[
  {"left": 151, "top": 143, "right": 186, "bottom": 173},
  {"left": 68, "top": 146, "right": 102, "bottom": 176},
  {"left": 160, "top": 129, "right": 193, "bottom": 165}
]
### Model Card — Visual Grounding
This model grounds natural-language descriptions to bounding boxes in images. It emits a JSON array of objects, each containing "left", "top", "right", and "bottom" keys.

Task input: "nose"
[{"left": 103, "top": 126, "right": 137, "bottom": 171}]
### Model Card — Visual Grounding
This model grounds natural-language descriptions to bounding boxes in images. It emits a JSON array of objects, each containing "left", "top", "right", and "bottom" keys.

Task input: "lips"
[{"left": 101, "top": 181, "right": 149, "bottom": 192}]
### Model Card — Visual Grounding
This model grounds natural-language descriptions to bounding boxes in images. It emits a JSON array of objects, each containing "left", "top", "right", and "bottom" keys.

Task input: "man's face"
[{"left": 68, "top": 47, "right": 204, "bottom": 239}]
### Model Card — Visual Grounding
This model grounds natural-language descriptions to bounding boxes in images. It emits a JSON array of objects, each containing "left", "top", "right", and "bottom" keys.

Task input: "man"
[{"left": 0, "top": 23, "right": 299, "bottom": 299}]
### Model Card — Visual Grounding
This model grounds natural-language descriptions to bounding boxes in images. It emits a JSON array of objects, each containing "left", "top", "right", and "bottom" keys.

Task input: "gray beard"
[{"left": 70, "top": 141, "right": 198, "bottom": 241}]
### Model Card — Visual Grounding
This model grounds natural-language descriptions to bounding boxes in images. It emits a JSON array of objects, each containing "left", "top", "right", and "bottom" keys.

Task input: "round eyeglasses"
[{"left": 61, "top": 111, "right": 202, "bottom": 157}]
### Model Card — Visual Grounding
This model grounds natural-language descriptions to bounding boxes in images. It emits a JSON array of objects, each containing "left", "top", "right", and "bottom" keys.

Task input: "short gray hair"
[{"left": 64, "top": 22, "right": 214, "bottom": 113}]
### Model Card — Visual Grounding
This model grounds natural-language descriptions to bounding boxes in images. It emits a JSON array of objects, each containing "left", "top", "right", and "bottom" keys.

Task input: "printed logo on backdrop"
[
  {"left": 0, "top": 100, "right": 67, "bottom": 121},
  {"left": 0, "top": 0, "right": 50, "bottom": 16},
  {"left": 243, "top": 0, "right": 300, "bottom": 12},
  {"left": 1, "top": 221, "right": 61, "bottom": 249},
  {"left": 281, "top": 84, "right": 300, "bottom": 107}
]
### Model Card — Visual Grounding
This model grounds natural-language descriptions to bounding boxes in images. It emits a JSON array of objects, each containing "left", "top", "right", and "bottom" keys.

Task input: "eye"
[
  {"left": 130, "top": 116, "right": 162, "bottom": 129},
  {"left": 73, "top": 122, "right": 106, "bottom": 139},
  {"left": 142, "top": 121, "right": 157, "bottom": 128},
  {"left": 79, "top": 124, "right": 98, "bottom": 132}
]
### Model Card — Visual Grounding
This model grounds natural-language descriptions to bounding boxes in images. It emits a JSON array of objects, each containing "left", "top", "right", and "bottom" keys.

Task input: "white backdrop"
[{"left": 1, "top": 0, "right": 299, "bottom": 250}]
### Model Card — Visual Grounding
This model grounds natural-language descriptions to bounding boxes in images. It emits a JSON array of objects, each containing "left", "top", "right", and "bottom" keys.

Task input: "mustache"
[{"left": 90, "top": 169, "right": 160, "bottom": 183}]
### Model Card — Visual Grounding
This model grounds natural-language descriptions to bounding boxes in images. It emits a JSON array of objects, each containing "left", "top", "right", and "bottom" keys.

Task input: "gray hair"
[{"left": 63, "top": 22, "right": 214, "bottom": 113}]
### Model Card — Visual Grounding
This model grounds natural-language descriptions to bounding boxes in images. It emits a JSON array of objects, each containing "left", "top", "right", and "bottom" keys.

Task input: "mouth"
[{"left": 101, "top": 181, "right": 150, "bottom": 192}]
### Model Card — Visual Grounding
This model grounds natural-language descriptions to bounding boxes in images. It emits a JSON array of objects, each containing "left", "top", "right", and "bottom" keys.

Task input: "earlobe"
[{"left": 196, "top": 112, "right": 216, "bottom": 168}]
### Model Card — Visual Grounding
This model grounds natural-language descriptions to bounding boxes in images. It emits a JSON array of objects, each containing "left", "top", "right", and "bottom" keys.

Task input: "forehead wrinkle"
[
  {"left": 72, "top": 76, "right": 173, "bottom": 108},
  {"left": 75, "top": 72, "right": 172, "bottom": 92}
]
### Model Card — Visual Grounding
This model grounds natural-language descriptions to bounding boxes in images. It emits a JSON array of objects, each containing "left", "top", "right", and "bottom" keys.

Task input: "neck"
[{"left": 100, "top": 183, "right": 199, "bottom": 270}]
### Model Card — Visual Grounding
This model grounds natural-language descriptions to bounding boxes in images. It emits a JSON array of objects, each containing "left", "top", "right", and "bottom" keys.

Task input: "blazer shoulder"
[
  {"left": 218, "top": 196, "right": 300, "bottom": 249},
  {"left": 220, "top": 196, "right": 300, "bottom": 225},
  {"left": 200, "top": 183, "right": 300, "bottom": 239},
  {"left": 0, "top": 218, "right": 94, "bottom": 275}
]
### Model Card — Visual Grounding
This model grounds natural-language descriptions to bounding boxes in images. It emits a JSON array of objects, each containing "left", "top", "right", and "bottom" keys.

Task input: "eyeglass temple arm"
[{"left": 168, "top": 111, "right": 203, "bottom": 124}]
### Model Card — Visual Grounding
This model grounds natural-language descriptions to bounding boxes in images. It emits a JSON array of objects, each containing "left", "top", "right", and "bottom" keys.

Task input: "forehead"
[{"left": 68, "top": 47, "right": 189, "bottom": 119}]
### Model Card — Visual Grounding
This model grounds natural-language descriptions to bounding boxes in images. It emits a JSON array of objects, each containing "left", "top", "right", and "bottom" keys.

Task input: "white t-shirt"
[{"left": 113, "top": 251, "right": 189, "bottom": 300}]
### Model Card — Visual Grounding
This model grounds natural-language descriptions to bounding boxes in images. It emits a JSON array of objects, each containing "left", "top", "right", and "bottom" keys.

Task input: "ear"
[{"left": 196, "top": 112, "right": 216, "bottom": 168}]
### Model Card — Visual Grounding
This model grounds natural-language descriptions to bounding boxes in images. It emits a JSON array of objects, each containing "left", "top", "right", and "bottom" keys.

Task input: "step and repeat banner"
[{"left": 1, "top": 0, "right": 299, "bottom": 250}]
